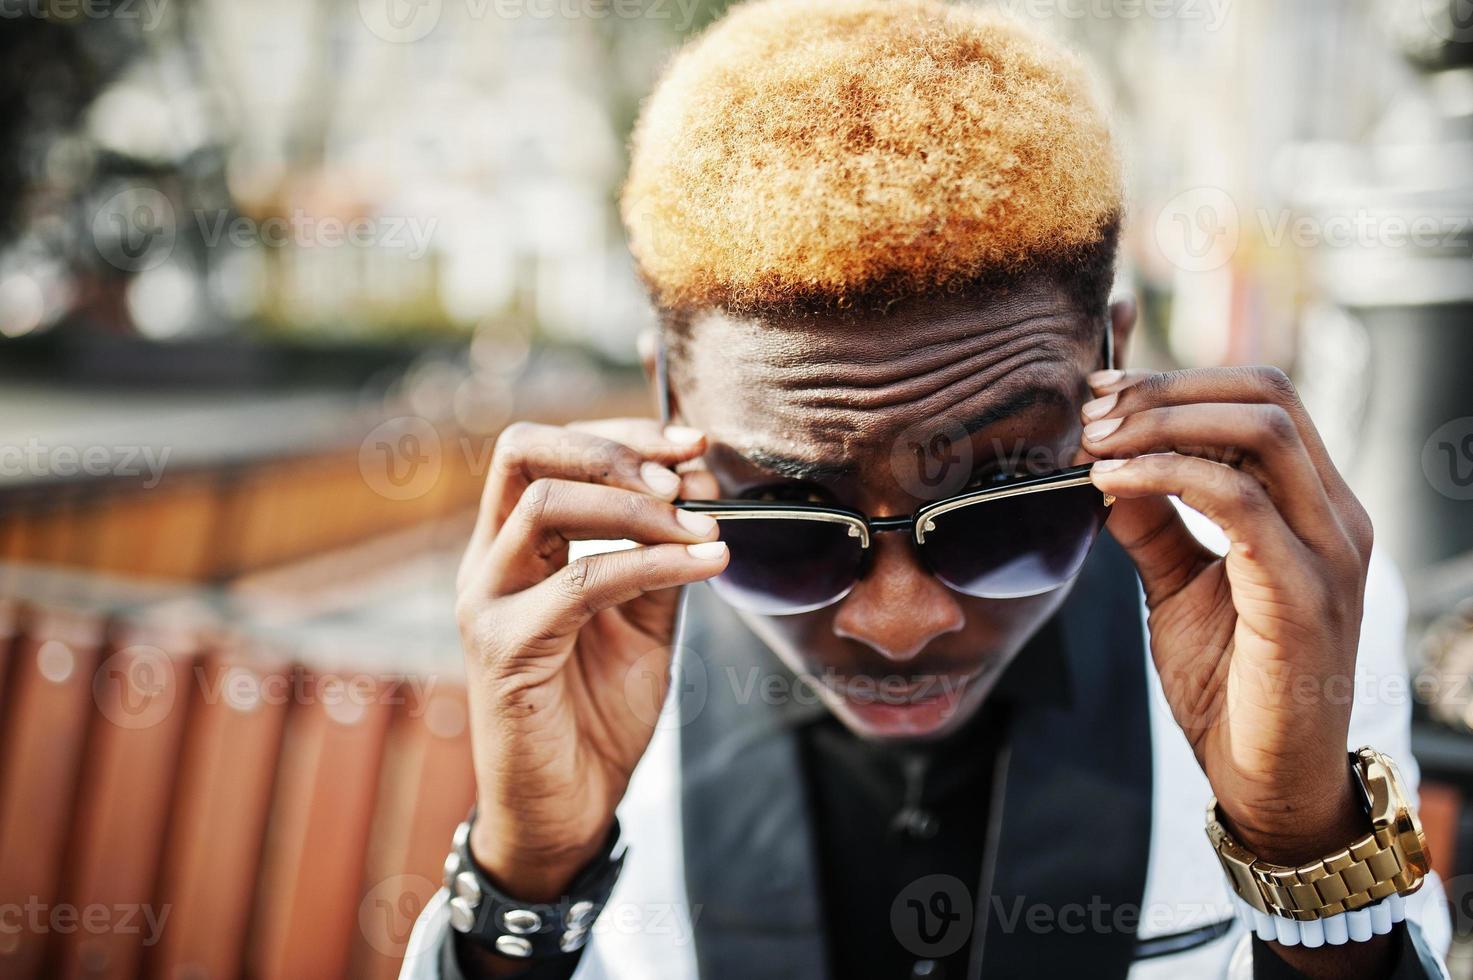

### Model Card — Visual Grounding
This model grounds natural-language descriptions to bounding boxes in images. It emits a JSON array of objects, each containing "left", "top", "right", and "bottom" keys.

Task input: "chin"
[{"left": 818, "top": 669, "right": 992, "bottom": 742}]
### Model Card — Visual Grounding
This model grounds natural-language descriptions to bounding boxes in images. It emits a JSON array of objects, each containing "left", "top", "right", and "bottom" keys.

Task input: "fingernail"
[
  {"left": 1083, "top": 417, "right": 1123, "bottom": 442},
  {"left": 687, "top": 541, "right": 728, "bottom": 560},
  {"left": 676, "top": 509, "right": 718, "bottom": 537},
  {"left": 1088, "top": 369, "right": 1123, "bottom": 388},
  {"left": 1081, "top": 391, "right": 1118, "bottom": 421},
  {"left": 663, "top": 425, "right": 704, "bottom": 445},
  {"left": 1091, "top": 458, "right": 1128, "bottom": 472},
  {"left": 640, "top": 461, "right": 681, "bottom": 497}
]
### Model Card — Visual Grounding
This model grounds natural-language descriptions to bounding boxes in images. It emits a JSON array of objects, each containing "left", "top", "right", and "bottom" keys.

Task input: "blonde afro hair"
[{"left": 621, "top": 0, "right": 1123, "bottom": 319}]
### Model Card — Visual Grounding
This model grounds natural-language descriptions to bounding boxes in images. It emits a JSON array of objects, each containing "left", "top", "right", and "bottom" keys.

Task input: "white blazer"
[{"left": 404, "top": 514, "right": 1452, "bottom": 980}]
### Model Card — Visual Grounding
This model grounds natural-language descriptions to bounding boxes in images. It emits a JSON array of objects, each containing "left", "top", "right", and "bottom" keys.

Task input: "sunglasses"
[{"left": 675, "top": 464, "right": 1114, "bottom": 615}]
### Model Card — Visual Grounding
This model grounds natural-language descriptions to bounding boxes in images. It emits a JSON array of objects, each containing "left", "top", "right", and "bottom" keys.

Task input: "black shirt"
[
  {"left": 797, "top": 701, "right": 1007, "bottom": 980},
  {"left": 793, "top": 614, "right": 1068, "bottom": 980}
]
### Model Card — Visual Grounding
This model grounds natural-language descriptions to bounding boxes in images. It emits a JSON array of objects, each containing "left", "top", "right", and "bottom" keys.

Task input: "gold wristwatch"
[{"left": 1206, "top": 747, "right": 1430, "bottom": 921}]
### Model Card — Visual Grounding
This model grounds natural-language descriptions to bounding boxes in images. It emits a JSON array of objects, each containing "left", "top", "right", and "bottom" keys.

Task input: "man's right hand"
[{"left": 454, "top": 418, "right": 727, "bottom": 903}]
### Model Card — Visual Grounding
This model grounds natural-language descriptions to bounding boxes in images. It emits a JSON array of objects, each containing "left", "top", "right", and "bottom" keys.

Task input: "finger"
[
  {"left": 1101, "top": 493, "right": 1217, "bottom": 605},
  {"left": 471, "top": 421, "right": 704, "bottom": 553},
  {"left": 1082, "top": 402, "right": 1350, "bottom": 556},
  {"left": 518, "top": 541, "right": 729, "bottom": 644},
  {"left": 485, "top": 480, "right": 719, "bottom": 595},
  {"left": 613, "top": 466, "right": 727, "bottom": 635},
  {"left": 1084, "top": 367, "right": 1369, "bottom": 554},
  {"left": 1086, "top": 368, "right": 1152, "bottom": 396},
  {"left": 678, "top": 468, "right": 721, "bottom": 502},
  {"left": 568, "top": 418, "right": 707, "bottom": 461},
  {"left": 1091, "top": 453, "right": 1309, "bottom": 587}
]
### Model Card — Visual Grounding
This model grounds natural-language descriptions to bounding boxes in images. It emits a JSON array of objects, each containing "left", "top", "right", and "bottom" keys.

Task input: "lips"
[
  {"left": 829, "top": 676, "right": 975, "bottom": 738},
  {"left": 817, "top": 668, "right": 976, "bottom": 707},
  {"left": 806, "top": 662, "right": 996, "bottom": 739}
]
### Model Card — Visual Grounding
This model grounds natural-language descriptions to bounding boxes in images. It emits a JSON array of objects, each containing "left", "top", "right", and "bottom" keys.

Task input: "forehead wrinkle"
[
  {"left": 721, "top": 357, "right": 1080, "bottom": 477},
  {"left": 760, "top": 321, "right": 1084, "bottom": 403},
  {"left": 683, "top": 292, "right": 1092, "bottom": 476},
  {"left": 923, "top": 363, "right": 1077, "bottom": 434},
  {"left": 786, "top": 337, "right": 1080, "bottom": 418},
  {"left": 744, "top": 314, "right": 1083, "bottom": 390},
  {"left": 698, "top": 286, "right": 1079, "bottom": 366},
  {"left": 763, "top": 313, "right": 1079, "bottom": 378}
]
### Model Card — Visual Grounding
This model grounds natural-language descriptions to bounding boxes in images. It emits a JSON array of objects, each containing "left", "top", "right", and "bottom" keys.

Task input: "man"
[{"left": 406, "top": 1, "right": 1451, "bottom": 977}]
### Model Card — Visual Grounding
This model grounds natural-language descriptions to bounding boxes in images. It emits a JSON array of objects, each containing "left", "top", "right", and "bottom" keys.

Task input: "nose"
[{"left": 831, "top": 533, "right": 965, "bottom": 663}]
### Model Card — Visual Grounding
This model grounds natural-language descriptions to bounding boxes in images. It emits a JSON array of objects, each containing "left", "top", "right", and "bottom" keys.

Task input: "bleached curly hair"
[{"left": 620, "top": 0, "right": 1123, "bottom": 323}]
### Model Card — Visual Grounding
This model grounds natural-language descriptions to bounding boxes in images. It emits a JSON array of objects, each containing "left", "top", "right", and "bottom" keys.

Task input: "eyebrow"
[{"left": 738, "top": 384, "right": 1074, "bottom": 483}]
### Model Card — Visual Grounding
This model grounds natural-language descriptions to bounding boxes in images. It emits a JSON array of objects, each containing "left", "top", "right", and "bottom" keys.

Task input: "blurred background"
[{"left": 1, "top": 0, "right": 1471, "bottom": 976}]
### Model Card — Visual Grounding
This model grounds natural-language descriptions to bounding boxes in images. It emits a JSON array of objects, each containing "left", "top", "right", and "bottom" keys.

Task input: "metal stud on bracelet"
[
  {"left": 441, "top": 811, "right": 625, "bottom": 960},
  {"left": 501, "top": 908, "right": 542, "bottom": 935},
  {"left": 494, "top": 936, "right": 534, "bottom": 958}
]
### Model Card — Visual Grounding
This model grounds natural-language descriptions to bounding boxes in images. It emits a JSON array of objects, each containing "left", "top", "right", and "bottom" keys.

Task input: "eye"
[
  {"left": 963, "top": 462, "right": 1029, "bottom": 491},
  {"left": 741, "top": 482, "right": 833, "bottom": 505}
]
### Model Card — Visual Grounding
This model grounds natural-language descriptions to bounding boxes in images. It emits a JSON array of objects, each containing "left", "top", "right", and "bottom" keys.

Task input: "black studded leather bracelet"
[{"left": 442, "top": 811, "right": 625, "bottom": 961}]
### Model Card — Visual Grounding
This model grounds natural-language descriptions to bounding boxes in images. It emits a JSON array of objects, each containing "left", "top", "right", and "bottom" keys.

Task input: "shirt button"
[
  {"left": 896, "top": 807, "right": 940, "bottom": 839},
  {"left": 911, "top": 959, "right": 943, "bottom": 979}
]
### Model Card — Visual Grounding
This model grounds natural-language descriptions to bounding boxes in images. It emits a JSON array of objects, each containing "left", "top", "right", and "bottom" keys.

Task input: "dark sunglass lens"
[
  {"left": 921, "top": 483, "right": 1107, "bottom": 598},
  {"left": 707, "top": 516, "right": 865, "bottom": 615}
]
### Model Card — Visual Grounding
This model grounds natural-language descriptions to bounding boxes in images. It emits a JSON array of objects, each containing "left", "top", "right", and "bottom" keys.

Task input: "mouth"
[
  {"left": 814, "top": 665, "right": 986, "bottom": 737},
  {"left": 818, "top": 669, "right": 974, "bottom": 705}
]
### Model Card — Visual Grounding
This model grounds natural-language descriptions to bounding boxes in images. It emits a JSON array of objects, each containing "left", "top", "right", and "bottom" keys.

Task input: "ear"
[
  {"left": 636, "top": 328, "right": 683, "bottom": 423},
  {"left": 637, "top": 327, "right": 660, "bottom": 384},
  {"left": 1107, "top": 293, "right": 1138, "bottom": 370}
]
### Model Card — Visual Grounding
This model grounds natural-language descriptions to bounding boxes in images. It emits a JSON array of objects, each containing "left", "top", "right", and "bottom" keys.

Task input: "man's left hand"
[{"left": 1080, "top": 363, "right": 1375, "bottom": 866}]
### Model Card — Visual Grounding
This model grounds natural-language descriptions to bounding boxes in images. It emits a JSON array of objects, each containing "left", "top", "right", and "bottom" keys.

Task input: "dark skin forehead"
[{"left": 672, "top": 280, "right": 1103, "bottom": 512}]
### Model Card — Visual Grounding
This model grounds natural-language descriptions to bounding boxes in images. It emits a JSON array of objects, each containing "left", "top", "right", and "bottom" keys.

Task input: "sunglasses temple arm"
[
  {"left": 1103, "top": 322, "right": 1115, "bottom": 372},
  {"left": 671, "top": 579, "right": 692, "bottom": 654}
]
